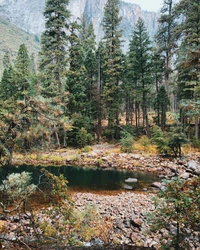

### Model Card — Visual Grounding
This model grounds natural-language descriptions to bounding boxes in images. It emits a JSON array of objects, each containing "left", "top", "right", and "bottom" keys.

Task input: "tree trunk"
[{"left": 195, "top": 117, "right": 199, "bottom": 140}]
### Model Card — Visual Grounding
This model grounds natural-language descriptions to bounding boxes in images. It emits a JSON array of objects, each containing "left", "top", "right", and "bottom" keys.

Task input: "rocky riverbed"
[
  {"left": 5, "top": 144, "right": 200, "bottom": 249},
  {"left": 72, "top": 191, "right": 158, "bottom": 248}
]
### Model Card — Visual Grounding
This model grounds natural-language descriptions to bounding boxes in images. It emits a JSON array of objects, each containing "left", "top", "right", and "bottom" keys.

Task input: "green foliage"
[
  {"left": 151, "top": 126, "right": 170, "bottom": 155},
  {"left": 155, "top": 0, "right": 177, "bottom": 84},
  {"left": 127, "top": 18, "right": 152, "bottom": 136},
  {"left": 167, "top": 128, "right": 188, "bottom": 157},
  {"left": 151, "top": 126, "right": 187, "bottom": 157},
  {"left": 154, "top": 85, "right": 170, "bottom": 130},
  {"left": 120, "top": 132, "right": 135, "bottom": 153},
  {"left": 0, "top": 96, "right": 72, "bottom": 166},
  {"left": 148, "top": 176, "right": 200, "bottom": 249},
  {"left": 191, "top": 137, "right": 200, "bottom": 149},
  {"left": 139, "top": 135, "right": 151, "bottom": 148},
  {"left": 76, "top": 128, "right": 93, "bottom": 148},
  {"left": 102, "top": 0, "right": 123, "bottom": 138},
  {"left": 67, "top": 115, "right": 94, "bottom": 147},
  {"left": 39, "top": 0, "right": 70, "bottom": 95},
  {"left": 0, "top": 172, "right": 36, "bottom": 211},
  {"left": 82, "top": 145, "right": 92, "bottom": 153}
]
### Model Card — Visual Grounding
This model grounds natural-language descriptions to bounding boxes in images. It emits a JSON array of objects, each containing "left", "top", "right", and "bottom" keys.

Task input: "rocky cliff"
[{"left": 0, "top": 0, "right": 159, "bottom": 50}]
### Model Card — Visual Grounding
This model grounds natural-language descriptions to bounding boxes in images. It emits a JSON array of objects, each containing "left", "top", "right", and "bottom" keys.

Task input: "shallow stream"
[{"left": 0, "top": 165, "right": 160, "bottom": 192}]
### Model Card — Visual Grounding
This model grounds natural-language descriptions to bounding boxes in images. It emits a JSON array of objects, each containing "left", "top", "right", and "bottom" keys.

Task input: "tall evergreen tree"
[
  {"left": 102, "top": 0, "right": 124, "bottom": 139},
  {"left": 0, "top": 67, "right": 15, "bottom": 100},
  {"left": 39, "top": 0, "right": 71, "bottom": 95},
  {"left": 155, "top": 0, "right": 177, "bottom": 88},
  {"left": 66, "top": 21, "right": 87, "bottom": 117},
  {"left": 174, "top": 0, "right": 200, "bottom": 139},
  {"left": 154, "top": 85, "right": 170, "bottom": 130},
  {"left": 14, "top": 44, "right": 31, "bottom": 100},
  {"left": 3, "top": 49, "right": 11, "bottom": 69},
  {"left": 79, "top": 16, "right": 97, "bottom": 119},
  {"left": 127, "top": 18, "right": 152, "bottom": 136},
  {"left": 151, "top": 48, "right": 165, "bottom": 94}
]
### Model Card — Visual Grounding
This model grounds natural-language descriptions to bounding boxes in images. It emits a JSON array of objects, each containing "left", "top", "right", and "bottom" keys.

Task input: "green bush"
[
  {"left": 151, "top": 126, "right": 187, "bottom": 157},
  {"left": 76, "top": 128, "right": 94, "bottom": 148},
  {"left": 120, "top": 132, "right": 135, "bottom": 153},
  {"left": 148, "top": 176, "right": 200, "bottom": 250},
  {"left": 151, "top": 126, "right": 170, "bottom": 155}
]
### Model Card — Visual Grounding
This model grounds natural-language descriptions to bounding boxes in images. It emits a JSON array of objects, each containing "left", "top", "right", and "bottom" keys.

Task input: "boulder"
[
  {"left": 123, "top": 184, "right": 133, "bottom": 190},
  {"left": 187, "top": 160, "right": 200, "bottom": 176},
  {"left": 151, "top": 182, "right": 162, "bottom": 189},
  {"left": 125, "top": 178, "right": 138, "bottom": 183}
]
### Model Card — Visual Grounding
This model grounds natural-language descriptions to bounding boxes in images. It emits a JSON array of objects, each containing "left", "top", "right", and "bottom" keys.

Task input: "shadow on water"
[{"left": 0, "top": 165, "right": 160, "bottom": 192}]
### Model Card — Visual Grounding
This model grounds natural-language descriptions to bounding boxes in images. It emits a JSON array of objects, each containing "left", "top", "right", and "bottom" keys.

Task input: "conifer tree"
[
  {"left": 102, "top": 0, "right": 124, "bottom": 139},
  {"left": 154, "top": 85, "right": 170, "bottom": 130},
  {"left": 39, "top": 0, "right": 70, "bottom": 95},
  {"left": 66, "top": 21, "right": 87, "bottom": 117},
  {"left": 14, "top": 44, "right": 31, "bottom": 100},
  {"left": 3, "top": 49, "right": 11, "bottom": 69},
  {"left": 155, "top": 0, "right": 177, "bottom": 88},
  {"left": 174, "top": 0, "right": 200, "bottom": 139},
  {"left": 79, "top": 16, "right": 97, "bottom": 119},
  {"left": 151, "top": 48, "right": 165, "bottom": 94},
  {"left": 0, "top": 68, "right": 12, "bottom": 100},
  {"left": 127, "top": 18, "right": 152, "bottom": 136}
]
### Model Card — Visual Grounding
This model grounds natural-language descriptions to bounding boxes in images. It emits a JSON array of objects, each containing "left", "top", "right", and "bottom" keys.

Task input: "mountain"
[
  {"left": 0, "top": 0, "right": 159, "bottom": 50},
  {"left": 0, "top": 16, "right": 40, "bottom": 75}
]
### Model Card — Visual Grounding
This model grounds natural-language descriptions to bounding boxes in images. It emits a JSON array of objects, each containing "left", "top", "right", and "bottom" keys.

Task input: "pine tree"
[
  {"left": 174, "top": 0, "right": 200, "bottom": 139},
  {"left": 151, "top": 48, "right": 165, "bottom": 94},
  {"left": 14, "top": 44, "right": 31, "bottom": 100},
  {"left": 155, "top": 0, "right": 177, "bottom": 88},
  {"left": 3, "top": 49, "right": 11, "bottom": 69},
  {"left": 102, "top": 0, "right": 124, "bottom": 139},
  {"left": 66, "top": 21, "right": 87, "bottom": 117},
  {"left": 79, "top": 16, "right": 97, "bottom": 119},
  {"left": 154, "top": 85, "right": 170, "bottom": 130},
  {"left": 127, "top": 18, "right": 152, "bottom": 136},
  {"left": 0, "top": 68, "right": 13, "bottom": 100},
  {"left": 39, "top": 0, "right": 70, "bottom": 95}
]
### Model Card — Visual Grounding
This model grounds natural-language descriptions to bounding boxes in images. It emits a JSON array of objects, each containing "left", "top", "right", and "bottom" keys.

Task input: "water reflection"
[{"left": 1, "top": 165, "right": 159, "bottom": 192}]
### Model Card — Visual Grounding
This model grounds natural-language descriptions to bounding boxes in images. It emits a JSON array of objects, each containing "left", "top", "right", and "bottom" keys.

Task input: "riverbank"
[
  {"left": 12, "top": 143, "right": 200, "bottom": 179},
  {"left": 2, "top": 144, "right": 200, "bottom": 249}
]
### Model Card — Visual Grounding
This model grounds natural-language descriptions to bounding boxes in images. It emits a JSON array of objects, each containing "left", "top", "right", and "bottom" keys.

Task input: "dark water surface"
[{"left": 0, "top": 165, "right": 159, "bottom": 192}]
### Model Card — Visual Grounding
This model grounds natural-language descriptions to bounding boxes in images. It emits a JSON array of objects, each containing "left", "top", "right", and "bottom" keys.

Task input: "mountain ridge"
[{"left": 0, "top": 0, "right": 159, "bottom": 50}]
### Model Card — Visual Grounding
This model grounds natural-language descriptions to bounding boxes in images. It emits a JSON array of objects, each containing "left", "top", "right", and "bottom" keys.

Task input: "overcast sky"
[{"left": 123, "top": 0, "right": 163, "bottom": 12}]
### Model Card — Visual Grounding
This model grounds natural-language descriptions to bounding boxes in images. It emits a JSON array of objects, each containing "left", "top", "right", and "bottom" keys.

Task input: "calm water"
[{"left": 0, "top": 165, "right": 159, "bottom": 192}]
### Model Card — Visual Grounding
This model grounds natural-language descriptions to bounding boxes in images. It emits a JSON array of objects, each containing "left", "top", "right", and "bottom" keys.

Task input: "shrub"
[
  {"left": 0, "top": 172, "right": 36, "bottom": 210},
  {"left": 151, "top": 126, "right": 170, "bottom": 155},
  {"left": 148, "top": 176, "right": 200, "bottom": 250},
  {"left": 120, "top": 132, "right": 135, "bottom": 153},
  {"left": 168, "top": 128, "right": 188, "bottom": 157},
  {"left": 151, "top": 126, "right": 187, "bottom": 157}
]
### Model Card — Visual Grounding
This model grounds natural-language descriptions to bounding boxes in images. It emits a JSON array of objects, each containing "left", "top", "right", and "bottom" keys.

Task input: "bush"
[
  {"left": 168, "top": 128, "right": 188, "bottom": 157},
  {"left": 0, "top": 172, "right": 37, "bottom": 210},
  {"left": 151, "top": 126, "right": 188, "bottom": 157},
  {"left": 151, "top": 126, "right": 170, "bottom": 155},
  {"left": 76, "top": 128, "right": 94, "bottom": 148},
  {"left": 148, "top": 176, "right": 200, "bottom": 250},
  {"left": 120, "top": 132, "right": 135, "bottom": 153}
]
